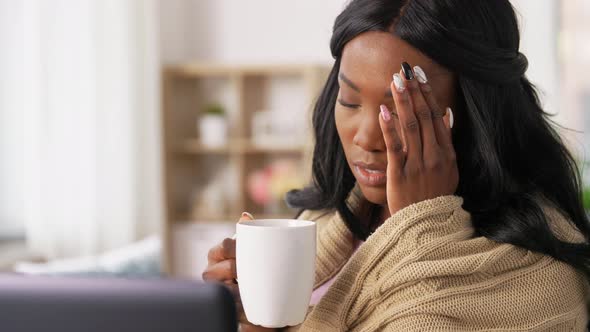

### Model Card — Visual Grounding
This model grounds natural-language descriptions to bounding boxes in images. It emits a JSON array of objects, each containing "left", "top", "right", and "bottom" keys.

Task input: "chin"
[{"left": 356, "top": 183, "right": 387, "bottom": 205}]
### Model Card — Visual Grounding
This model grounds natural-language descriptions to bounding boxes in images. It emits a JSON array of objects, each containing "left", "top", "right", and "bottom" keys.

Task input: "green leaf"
[{"left": 203, "top": 103, "right": 225, "bottom": 116}]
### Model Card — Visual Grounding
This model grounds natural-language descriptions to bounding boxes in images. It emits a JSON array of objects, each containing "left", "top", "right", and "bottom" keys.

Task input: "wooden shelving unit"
[
  {"left": 161, "top": 63, "right": 330, "bottom": 276},
  {"left": 174, "top": 139, "right": 305, "bottom": 155}
]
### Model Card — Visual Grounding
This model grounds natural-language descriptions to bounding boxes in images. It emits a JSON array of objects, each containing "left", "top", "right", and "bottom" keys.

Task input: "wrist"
[{"left": 239, "top": 323, "right": 279, "bottom": 332}]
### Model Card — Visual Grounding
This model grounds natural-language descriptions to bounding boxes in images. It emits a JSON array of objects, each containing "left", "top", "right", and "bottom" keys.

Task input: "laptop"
[{"left": 0, "top": 274, "right": 237, "bottom": 332}]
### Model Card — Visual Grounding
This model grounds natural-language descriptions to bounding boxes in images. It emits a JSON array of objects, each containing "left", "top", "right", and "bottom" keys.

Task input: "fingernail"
[
  {"left": 401, "top": 62, "right": 414, "bottom": 80},
  {"left": 413, "top": 65, "right": 428, "bottom": 84},
  {"left": 241, "top": 211, "right": 254, "bottom": 219},
  {"left": 392, "top": 73, "right": 405, "bottom": 92},
  {"left": 446, "top": 107, "right": 454, "bottom": 128},
  {"left": 380, "top": 104, "right": 391, "bottom": 122}
]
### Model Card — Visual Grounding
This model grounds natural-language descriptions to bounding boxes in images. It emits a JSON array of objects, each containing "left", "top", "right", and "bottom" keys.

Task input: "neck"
[
  {"left": 353, "top": 198, "right": 391, "bottom": 236},
  {"left": 380, "top": 205, "right": 391, "bottom": 222}
]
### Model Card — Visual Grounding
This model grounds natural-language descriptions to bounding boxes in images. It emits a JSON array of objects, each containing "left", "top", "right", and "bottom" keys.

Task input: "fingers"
[
  {"left": 240, "top": 323, "right": 275, "bottom": 332},
  {"left": 224, "top": 281, "right": 247, "bottom": 324},
  {"left": 416, "top": 70, "right": 452, "bottom": 149},
  {"left": 445, "top": 107, "right": 454, "bottom": 130},
  {"left": 224, "top": 280, "right": 241, "bottom": 300},
  {"left": 209, "top": 211, "right": 253, "bottom": 265},
  {"left": 207, "top": 237, "right": 236, "bottom": 265},
  {"left": 239, "top": 211, "right": 254, "bottom": 222},
  {"left": 406, "top": 64, "right": 438, "bottom": 155},
  {"left": 224, "top": 281, "right": 245, "bottom": 323},
  {"left": 379, "top": 104, "right": 405, "bottom": 174},
  {"left": 201, "top": 258, "right": 237, "bottom": 281},
  {"left": 392, "top": 67, "right": 422, "bottom": 167},
  {"left": 236, "top": 303, "right": 248, "bottom": 325}
]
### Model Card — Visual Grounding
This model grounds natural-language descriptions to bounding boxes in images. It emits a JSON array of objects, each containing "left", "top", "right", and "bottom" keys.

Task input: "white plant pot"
[{"left": 199, "top": 115, "right": 227, "bottom": 147}]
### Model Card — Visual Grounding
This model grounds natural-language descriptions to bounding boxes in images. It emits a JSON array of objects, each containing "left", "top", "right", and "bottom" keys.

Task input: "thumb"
[{"left": 239, "top": 211, "right": 254, "bottom": 222}]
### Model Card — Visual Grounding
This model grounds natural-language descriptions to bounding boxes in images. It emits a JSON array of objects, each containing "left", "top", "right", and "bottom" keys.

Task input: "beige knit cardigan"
[{"left": 281, "top": 185, "right": 589, "bottom": 331}]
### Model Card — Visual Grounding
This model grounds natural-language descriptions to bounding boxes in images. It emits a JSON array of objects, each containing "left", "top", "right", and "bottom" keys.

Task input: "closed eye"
[
  {"left": 337, "top": 99, "right": 399, "bottom": 117},
  {"left": 337, "top": 99, "right": 360, "bottom": 109}
]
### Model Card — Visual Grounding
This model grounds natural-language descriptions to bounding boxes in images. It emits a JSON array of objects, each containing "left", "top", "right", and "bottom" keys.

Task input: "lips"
[
  {"left": 353, "top": 161, "right": 387, "bottom": 186},
  {"left": 353, "top": 161, "right": 386, "bottom": 172}
]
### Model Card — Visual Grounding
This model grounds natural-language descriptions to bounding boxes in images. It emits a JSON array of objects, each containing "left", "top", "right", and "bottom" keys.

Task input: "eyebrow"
[{"left": 338, "top": 72, "right": 393, "bottom": 98}]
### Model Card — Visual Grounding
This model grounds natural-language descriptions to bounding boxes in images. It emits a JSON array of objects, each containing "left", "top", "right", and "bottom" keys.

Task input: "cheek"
[
  {"left": 435, "top": 90, "right": 454, "bottom": 110},
  {"left": 431, "top": 78, "right": 457, "bottom": 110},
  {"left": 334, "top": 108, "right": 356, "bottom": 151}
]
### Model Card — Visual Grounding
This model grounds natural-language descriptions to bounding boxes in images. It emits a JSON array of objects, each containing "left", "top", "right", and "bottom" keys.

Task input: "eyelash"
[
  {"left": 337, "top": 99, "right": 399, "bottom": 117},
  {"left": 337, "top": 99, "right": 360, "bottom": 109}
]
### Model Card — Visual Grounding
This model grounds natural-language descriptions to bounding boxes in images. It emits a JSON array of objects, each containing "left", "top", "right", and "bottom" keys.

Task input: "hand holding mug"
[
  {"left": 202, "top": 213, "right": 276, "bottom": 332},
  {"left": 203, "top": 212, "right": 316, "bottom": 329}
]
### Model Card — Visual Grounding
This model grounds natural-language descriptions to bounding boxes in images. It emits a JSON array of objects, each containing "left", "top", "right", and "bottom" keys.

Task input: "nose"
[{"left": 352, "top": 109, "right": 386, "bottom": 153}]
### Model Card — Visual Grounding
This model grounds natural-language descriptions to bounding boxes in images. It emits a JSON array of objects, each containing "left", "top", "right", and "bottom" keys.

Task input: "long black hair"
[{"left": 287, "top": 0, "right": 590, "bottom": 280}]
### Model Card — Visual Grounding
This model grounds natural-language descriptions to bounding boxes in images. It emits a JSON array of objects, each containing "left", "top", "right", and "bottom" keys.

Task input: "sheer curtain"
[{"left": 0, "top": 0, "right": 162, "bottom": 259}]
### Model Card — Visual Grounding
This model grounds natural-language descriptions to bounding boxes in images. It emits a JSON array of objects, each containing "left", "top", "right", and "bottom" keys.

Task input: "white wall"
[
  {"left": 157, "top": 0, "right": 573, "bottom": 162},
  {"left": 559, "top": 0, "right": 590, "bottom": 162},
  {"left": 158, "top": 0, "right": 584, "bottom": 154},
  {"left": 511, "top": 0, "right": 561, "bottom": 122},
  {"left": 159, "top": 0, "right": 346, "bottom": 64},
  {"left": 159, "top": 0, "right": 561, "bottom": 110}
]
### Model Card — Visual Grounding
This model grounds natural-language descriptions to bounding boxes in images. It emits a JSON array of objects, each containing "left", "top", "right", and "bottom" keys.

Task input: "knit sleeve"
[
  {"left": 364, "top": 197, "right": 589, "bottom": 332},
  {"left": 286, "top": 196, "right": 589, "bottom": 331},
  {"left": 379, "top": 312, "right": 589, "bottom": 332}
]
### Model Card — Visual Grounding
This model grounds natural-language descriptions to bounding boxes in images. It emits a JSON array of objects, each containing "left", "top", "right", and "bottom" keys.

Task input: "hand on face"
[{"left": 379, "top": 62, "right": 459, "bottom": 216}]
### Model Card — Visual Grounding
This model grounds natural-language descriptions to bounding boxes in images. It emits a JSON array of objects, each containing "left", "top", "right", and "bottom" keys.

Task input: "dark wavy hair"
[{"left": 286, "top": 0, "right": 590, "bottom": 283}]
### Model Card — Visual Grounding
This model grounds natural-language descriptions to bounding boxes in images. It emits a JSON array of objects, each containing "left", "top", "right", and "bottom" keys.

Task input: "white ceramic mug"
[{"left": 235, "top": 219, "right": 316, "bottom": 328}]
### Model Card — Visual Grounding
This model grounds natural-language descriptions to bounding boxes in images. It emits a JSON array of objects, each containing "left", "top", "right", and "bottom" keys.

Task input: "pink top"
[{"left": 309, "top": 238, "right": 364, "bottom": 306}]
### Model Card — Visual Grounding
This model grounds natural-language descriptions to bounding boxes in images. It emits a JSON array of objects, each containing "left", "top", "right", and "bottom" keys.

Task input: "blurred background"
[{"left": 0, "top": 0, "right": 588, "bottom": 280}]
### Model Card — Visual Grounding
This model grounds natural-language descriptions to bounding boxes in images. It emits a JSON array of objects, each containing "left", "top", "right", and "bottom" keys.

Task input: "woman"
[{"left": 203, "top": 0, "right": 590, "bottom": 331}]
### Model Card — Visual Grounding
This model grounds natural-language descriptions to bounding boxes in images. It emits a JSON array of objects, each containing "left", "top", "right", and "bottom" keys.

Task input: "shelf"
[
  {"left": 177, "top": 214, "right": 235, "bottom": 223},
  {"left": 175, "top": 140, "right": 231, "bottom": 155},
  {"left": 162, "top": 62, "right": 330, "bottom": 276},
  {"left": 241, "top": 142, "right": 305, "bottom": 154},
  {"left": 175, "top": 139, "right": 305, "bottom": 155},
  {"left": 176, "top": 213, "right": 299, "bottom": 224}
]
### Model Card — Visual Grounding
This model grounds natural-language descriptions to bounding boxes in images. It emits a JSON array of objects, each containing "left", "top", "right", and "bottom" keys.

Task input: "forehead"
[{"left": 340, "top": 31, "right": 447, "bottom": 88}]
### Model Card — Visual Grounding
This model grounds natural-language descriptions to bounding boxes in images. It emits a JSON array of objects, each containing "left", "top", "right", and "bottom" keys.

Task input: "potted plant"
[{"left": 199, "top": 103, "right": 228, "bottom": 148}]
